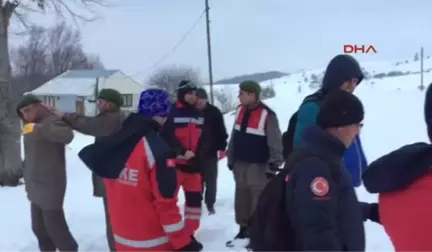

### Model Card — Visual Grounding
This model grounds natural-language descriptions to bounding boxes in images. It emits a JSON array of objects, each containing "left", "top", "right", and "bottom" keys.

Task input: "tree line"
[
  {"left": 0, "top": 0, "right": 106, "bottom": 186},
  {"left": 10, "top": 21, "right": 103, "bottom": 100}
]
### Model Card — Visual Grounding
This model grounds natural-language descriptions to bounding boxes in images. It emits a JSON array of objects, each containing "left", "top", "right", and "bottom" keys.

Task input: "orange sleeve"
[{"left": 149, "top": 159, "right": 191, "bottom": 250}]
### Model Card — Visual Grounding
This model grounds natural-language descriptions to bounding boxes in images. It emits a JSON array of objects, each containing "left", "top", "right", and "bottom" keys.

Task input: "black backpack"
[
  {"left": 248, "top": 148, "right": 339, "bottom": 251},
  {"left": 282, "top": 91, "right": 324, "bottom": 159}
]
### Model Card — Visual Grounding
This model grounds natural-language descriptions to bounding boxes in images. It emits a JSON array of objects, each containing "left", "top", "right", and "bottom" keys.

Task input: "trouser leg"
[
  {"left": 42, "top": 208, "right": 78, "bottom": 252},
  {"left": 181, "top": 171, "right": 203, "bottom": 234},
  {"left": 248, "top": 163, "right": 269, "bottom": 223},
  {"left": 202, "top": 158, "right": 218, "bottom": 208},
  {"left": 232, "top": 162, "right": 250, "bottom": 228},
  {"left": 31, "top": 203, "right": 56, "bottom": 252},
  {"left": 103, "top": 196, "right": 116, "bottom": 251}
]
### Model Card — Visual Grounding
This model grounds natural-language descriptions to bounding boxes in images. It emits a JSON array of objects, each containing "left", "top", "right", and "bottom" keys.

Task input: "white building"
[{"left": 28, "top": 69, "right": 145, "bottom": 115}]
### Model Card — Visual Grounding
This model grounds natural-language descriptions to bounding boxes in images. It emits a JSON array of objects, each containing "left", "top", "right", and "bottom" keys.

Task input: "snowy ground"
[{"left": 1, "top": 74, "right": 428, "bottom": 251}]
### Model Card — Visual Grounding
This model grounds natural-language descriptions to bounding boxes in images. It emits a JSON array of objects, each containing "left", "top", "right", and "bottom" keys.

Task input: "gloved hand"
[
  {"left": 266, "top": 163, "right": 280, "bottom": 179},
  {"left": 22, "top": 123, "right": 36, "bottom": 135},
  {"left": 368, "top": 203, "right": 380, "bottom": 224},
  {"left": 228, "top": 164, "right": 233, "bottom": 171},
  {"left": 176, "top": 236, "right": 203, "bottom": 251},
  {"left": 359, "top": 202, "right": 380, "bottom": 224},
  {"left": 217, "top": 150, "right": 227, "bottom": 160}
]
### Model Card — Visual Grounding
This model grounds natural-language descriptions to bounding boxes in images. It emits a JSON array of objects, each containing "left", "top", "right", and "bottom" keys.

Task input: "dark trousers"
[
  {"left": 30, "top": 203, "right": 78, "bottom": 252},
  {"left": 102, "top": 197, "right": 116, "bottom": 251},
  {"left": 201, "top": 157, "right": 218, "bottom": 207}
]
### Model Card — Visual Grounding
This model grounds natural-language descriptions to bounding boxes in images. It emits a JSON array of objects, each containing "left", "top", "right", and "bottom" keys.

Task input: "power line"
[{"left": 132, "top": 9, "right": 206, "bottom": 78}]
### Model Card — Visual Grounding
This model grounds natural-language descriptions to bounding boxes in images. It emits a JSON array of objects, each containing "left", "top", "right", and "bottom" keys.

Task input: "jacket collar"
[{"left": 301, "top": 126, "right": 347, "bottom": 159}]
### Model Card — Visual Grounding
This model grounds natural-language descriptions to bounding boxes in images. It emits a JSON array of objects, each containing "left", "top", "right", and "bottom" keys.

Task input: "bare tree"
[
  {"left": 214, "top": 89, "right": 235, "bottom": 114},
  {"left": 47, "top": 21, "right": 94, "bottom": 75},
  {"left": 0, "top": 0, "right": 105, "bottom": 186},
  {"left": 11, "top": 22, "right": 104, "bottom": 100},
  {"left": 147, "top": 65, "right": 202, "bottom": 100}
]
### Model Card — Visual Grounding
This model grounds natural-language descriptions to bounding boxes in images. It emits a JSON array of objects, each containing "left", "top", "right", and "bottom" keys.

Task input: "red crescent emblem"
[{"left": 310, "top": 177, "right": 329, "bottom": 196}]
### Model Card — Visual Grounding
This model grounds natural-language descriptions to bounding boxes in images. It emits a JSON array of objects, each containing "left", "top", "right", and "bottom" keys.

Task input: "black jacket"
[
  {"left": 197, "top": 103, "right": 228, "bottom": 158},
  {"left": 78, "top": 113, "right": 163, "bottom": 179},
  {"left": 286, "top": 126, "right": 365, "bottom": 251}
]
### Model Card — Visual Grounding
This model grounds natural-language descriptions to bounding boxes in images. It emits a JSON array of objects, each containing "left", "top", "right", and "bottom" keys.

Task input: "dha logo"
[{"left": 344, "top": 44, "right": 377, "bottom": 54}]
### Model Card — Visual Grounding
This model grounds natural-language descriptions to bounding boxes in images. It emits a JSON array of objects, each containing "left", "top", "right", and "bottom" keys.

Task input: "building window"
[
  {"left": 122, "top": 94, "right": 133, "bottom": 108},
  {"left": 43, "top": 95, "right": 57, "bottom": 107}
]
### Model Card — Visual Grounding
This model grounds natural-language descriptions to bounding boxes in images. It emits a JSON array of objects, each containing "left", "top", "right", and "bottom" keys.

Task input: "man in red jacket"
[
  {"left": 78, "top": 89, "right": 203, "bottom": 252},
  {"left": 160, "top": 80, "right": 205, "bottom": 234},
  {"left": 362, "top": 83, "right": 432, "bottom": 251}
]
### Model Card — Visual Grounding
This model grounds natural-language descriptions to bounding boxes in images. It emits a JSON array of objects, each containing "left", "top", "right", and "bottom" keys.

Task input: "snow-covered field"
[{"left": 1, "top": 58, "right": 430, "bottom": 251}]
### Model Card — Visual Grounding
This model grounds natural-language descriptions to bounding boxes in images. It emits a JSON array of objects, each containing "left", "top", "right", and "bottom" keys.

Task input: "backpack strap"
[{"left": 302, "top": 90, "right": 325, "bottom": 105}]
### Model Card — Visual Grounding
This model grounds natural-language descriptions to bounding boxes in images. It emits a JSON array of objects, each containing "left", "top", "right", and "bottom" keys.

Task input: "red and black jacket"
[
  {"left": 232, "top": 102, "right": 273, "bottom": 163},
  {"left": 160, "top": 101, "right": 204, "bottom": 173}
]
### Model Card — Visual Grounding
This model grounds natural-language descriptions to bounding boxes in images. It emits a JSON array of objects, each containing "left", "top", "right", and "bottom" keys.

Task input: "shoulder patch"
[{"left": 310, "top": 177, "right": 329, "bottom": 196}]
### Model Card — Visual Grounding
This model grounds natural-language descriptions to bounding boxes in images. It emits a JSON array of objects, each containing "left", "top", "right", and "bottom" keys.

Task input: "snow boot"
[
  {"left": 207, "top": 205, "right": 215, "bottom": 215},
  {"left": 226, "top": 226, "right": 249, "bottom": 248},
  {"left": 191, "top": 235, "right": 204, "bottom": 251}
]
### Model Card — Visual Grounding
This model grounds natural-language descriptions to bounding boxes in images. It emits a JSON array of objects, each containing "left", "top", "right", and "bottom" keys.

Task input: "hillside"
[
  {"left": 262, "top": 56, "right": 432, "bottom": 91},
  {"left": 204, "top": 56, "right": 432, "bottom": 116},
  {"left": 215, "top": 70, "right": 288, "bottom": 84}
]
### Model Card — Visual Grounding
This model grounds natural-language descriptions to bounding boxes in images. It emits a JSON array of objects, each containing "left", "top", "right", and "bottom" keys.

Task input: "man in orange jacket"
[
  {"left": 160, "top": 80, "right": 205, "bottom": 234},
  {"left": 79, "top": 89, "right": 203, "bottom": 252},
  {"left": 362, "top": 83, "right": 432, "bottom": 251}
]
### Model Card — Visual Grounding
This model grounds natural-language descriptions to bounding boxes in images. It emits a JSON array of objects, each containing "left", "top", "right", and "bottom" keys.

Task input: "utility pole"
[
  {"left": 94, "top": 77, "right": 99, "bottom": 116},
  {"left": 205, "top": 0, "right": 214, "bottom": 104},
  {"left": 420, "top": 46, "right": 424, "bottom": 91}
]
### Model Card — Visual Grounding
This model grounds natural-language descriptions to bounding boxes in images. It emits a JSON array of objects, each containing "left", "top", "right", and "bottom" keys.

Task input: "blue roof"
[{"left": 61, "top": 69, "right": 118, "bottom": 78}]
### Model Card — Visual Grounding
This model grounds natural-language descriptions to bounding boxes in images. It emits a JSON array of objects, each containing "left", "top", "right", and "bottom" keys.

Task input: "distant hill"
[{"left": 215, "top": 71, "right": 289, "bottom": 84}]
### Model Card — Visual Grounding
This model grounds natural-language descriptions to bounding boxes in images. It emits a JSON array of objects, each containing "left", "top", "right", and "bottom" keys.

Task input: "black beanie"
[
  {"left": 177, "top": 80, "right": 197, "bottom": 101},
  {"left": 196, "top": 88, "right": 208, "bottom": 99},
  {"left": 317, "top": 90, "right": 364, "bottom": 129}
]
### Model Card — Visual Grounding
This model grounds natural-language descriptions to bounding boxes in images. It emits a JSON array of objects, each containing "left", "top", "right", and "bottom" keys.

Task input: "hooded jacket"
[
  {"left": 362, "top": 142, "right": 432, "bottom": 251},
  {"left": 292, "top": 54, "right": 367, "bottom": 187},
  {"left": 78, "top": 113, "right": 192, "bottom": 251},
  {"left": 78, "top": 113, "right": 160, "bottom": 179}
]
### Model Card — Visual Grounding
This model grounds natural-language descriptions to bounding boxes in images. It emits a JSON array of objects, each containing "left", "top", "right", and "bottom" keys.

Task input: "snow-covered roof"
[{"left": 29, "top": 69, "right": 119, "bottom": 96}]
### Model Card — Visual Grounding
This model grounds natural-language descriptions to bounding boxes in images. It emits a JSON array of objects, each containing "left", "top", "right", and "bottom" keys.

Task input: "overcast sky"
[{"left": 10, "top": 0, "right": 432, "bottom": 82}]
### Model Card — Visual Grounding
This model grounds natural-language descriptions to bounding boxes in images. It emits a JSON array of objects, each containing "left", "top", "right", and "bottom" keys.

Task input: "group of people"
[
  {"left": 16, "top": 53, "right": 432, "bottom": 252},
  {"left": 247, "top": 54, "right": 432, "bottom": 252},
  {"left": 17, "top": 80, "right": 230, "bottom": 251}
]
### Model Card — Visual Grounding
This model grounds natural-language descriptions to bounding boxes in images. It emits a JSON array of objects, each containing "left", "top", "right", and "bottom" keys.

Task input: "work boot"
[
  {"left": 206, "top": 205, "right": 215, "bottom": 215},
  {"left": 225, "top": 226, "right": 249, "bottom": 248}
]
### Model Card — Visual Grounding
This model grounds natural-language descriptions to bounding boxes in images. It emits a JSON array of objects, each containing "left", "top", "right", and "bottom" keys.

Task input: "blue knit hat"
[{"left": 138, "top": 89, "right": 171, "bottom": 117}]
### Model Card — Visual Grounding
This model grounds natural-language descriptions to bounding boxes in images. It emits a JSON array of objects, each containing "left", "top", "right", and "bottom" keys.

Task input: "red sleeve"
[{"left": 149, "top": 158, "right": 191, "bottom": 250}]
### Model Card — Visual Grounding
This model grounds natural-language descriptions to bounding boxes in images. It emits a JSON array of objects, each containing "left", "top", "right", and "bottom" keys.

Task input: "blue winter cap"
[{"left": 138, "top": 88, "right": 171, "bottom": 117}]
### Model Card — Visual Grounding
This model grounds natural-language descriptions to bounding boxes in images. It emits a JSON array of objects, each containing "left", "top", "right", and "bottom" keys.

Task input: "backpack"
[
  {"left": 248, "top": 148, "right": 339, "bottom": 251},
  {"left": 282, "top": 91, "right": 324, "bottom": 159}
]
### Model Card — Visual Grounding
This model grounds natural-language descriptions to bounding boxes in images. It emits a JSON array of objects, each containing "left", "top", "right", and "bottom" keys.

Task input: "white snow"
[{"left": 2, "top": 58, "right": 430, "bottom": 251}]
